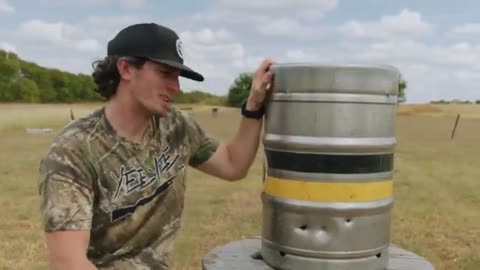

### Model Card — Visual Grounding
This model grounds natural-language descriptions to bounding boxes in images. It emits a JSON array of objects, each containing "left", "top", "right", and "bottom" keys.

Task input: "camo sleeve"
[
  {"left": 182, "top": 113, "right": 219, "bottom": 167},
  {"left": 38, "top": 136, "right": 94, "bottom": 232}
]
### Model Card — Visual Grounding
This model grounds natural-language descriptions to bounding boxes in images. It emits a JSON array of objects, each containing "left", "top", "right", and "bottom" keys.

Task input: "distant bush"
[
  {"left": 430, "top": 100, "right": 473, "bottom": 104},
  {"left": 174, "top": 90, "right": 226, "bottom": 105}
]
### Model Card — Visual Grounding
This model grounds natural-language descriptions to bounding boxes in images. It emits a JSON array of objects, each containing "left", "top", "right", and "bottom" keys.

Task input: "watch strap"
[{"left": 241, "top": 100, "right": 265, "bottom": 119}]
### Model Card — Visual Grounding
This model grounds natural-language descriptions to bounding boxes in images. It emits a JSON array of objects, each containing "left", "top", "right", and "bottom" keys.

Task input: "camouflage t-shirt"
[{"left": 38, "top": 106, "right": 219, "bottom": 269}]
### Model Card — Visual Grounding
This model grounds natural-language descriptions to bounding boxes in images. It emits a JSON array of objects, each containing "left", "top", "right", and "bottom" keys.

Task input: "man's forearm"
[
  {"left": 197, "top": 59, "right": 273, "bottom": 181},
  {"left": 225, "top": 100, "right": 264, "bottom": 179}
]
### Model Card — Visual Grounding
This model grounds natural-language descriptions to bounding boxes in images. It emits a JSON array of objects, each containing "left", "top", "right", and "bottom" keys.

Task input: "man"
[{"left": 38, "top": 23, "right": 273, "bottom": 270}]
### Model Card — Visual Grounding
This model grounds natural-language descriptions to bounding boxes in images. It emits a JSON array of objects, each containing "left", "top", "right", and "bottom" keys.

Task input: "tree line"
[
  {"left": 0, "top": 50, "right": 102, "bottom": 103},
  {"left": 0, "top": 50, "right": 406, "bottom": 105},
  {"left": 0, "top": 50, "right": 227, "bottom": 104}
]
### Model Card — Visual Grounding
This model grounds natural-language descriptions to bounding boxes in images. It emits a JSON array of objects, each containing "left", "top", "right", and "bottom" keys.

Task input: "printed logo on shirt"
[{"left": 109, "top": 145, "right": 185, "bottom": 222}]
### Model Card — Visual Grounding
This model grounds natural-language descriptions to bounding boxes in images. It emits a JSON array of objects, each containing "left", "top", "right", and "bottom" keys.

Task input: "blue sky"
[{"left": 1, "top": 0, "right": 480, "bottom": 103}]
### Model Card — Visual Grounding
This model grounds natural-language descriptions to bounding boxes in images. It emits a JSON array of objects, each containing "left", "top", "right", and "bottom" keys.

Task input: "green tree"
[
  {"left": 17, "top": 78, "right": 40, "bottom": 102},
  {"left": 0, "top": 82, "right": 16, "bottom": 101},
  {"left": 37, "top": 70, "right": 56, "bottom": 102},
  {"left": 227, "top": 73, "right": 252, "bottom": 107},
  {"left": 19, "top": 61, "right": 56, "bottom": 102},
  {"left": 78, "top": 74, "right": 102, "bottom": 101},
  {"left": 0, "top": 56, "right": 19, "bottom": 79},
  {"left": 50, "top": 69, "right": 74, "bottom": 102},
  {"left": 0, "top": 53, "right": 20, "bottom": 101}
]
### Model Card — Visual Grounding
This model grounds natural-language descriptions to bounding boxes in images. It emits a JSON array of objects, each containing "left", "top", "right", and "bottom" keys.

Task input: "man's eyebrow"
[{"left": 154, "top": 64, "right": 179, "bottom": 73}]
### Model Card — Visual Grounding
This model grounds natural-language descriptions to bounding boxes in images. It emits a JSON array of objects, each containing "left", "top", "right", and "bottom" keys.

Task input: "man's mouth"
[{"left": 161, "top": 96, "right": 172, "bottom": 103}]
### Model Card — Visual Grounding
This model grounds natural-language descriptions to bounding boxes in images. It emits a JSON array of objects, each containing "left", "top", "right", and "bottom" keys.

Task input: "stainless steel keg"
[{"left": 261, "top": 63, "right": 401, "bottom": 270}]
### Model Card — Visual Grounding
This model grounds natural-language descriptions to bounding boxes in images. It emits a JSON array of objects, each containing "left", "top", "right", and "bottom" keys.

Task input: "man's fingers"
[
  {"left": 264, "top": 71, "right": 273, "bottom": 86},
  {"left": 257, "top": 59, "right": 274, "bottom": 75},
  {"left": 266, "top": 72, "right": 274, "bottom": 90},
  {"left": 259, "top": 71, "right": 273, "bottom": 90},
  {"left": 250, "top": 59, "right": 275, "bottom": 100}
]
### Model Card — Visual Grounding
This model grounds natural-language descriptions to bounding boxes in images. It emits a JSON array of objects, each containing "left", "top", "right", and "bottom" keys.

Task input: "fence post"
[{"left": 451, "top": 114, "right": 461, "bottom": 139}]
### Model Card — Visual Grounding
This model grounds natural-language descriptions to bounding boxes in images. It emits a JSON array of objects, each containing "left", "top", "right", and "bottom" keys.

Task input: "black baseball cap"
[{"left": 107, "top": 23, "right": 204, "bottom": 81}]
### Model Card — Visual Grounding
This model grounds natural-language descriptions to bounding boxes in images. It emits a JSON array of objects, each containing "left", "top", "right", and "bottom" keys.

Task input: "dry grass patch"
[{"left": 0, "top": 103, "right": 478, "bottom": 270}]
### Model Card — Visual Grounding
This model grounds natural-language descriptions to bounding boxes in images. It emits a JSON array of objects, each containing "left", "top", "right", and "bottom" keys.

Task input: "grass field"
[{"left": 0, "top": 103, "right": 479, "bottom": 270}]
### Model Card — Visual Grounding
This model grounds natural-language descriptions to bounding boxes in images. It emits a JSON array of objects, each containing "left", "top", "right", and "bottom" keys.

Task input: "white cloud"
[
  {"left": 338, "top": 9, "right": 433, "bottom": 40},
  {"left": 180, "top": 29, "right": 233, "bottom": 45},
  {"left": 0, "top": 0, "right": 14, "bottom": 13},
  {"left": 344, "top": 41, "right": 430, "bottom": 63},
  {"left": 432, "top": 43, "right": 480, "bottom": 67},
  {"left": 74, "top": 39, "right": 101, "bottom": 52},
  {"left": 448, "top": 23, "right": 480, "bottom": 36},
  {"left": 190, "top": 11, "right": 267, "bottom": 25},
  {"left": 0, "top": 41, "right": 16, "bottom": 53},
  {"left": 178, "top": 28, "right": 266, "bottom": 94},
  {"left": 119, "top": 0, "right": 146, "bottom": 9},
  {"left": 286, "top": 49, "right": 334, "bottom": 63},
  {"left": 180, "top": 28, "right": 242, "bottom": 58},
  {"left": 80, "top": 15, "right": 153, "bottom": 42},
  {"left": 16, "top": 20, "right": 101, "bottom": 52},
  {"left": 191, "top": 13, "right": 316, "bottom": 38},
  {"left": 33, "top": 56, "right": 95, "bottom": 74},
  {"left": 281, "top": 39, "right": 480, "bottom": 102},
  {"left": 286, "top": 49, "right": 309, "bottom": 62},
  {"left": 257, "top": 18, "right": 313, "bottom": 38},
  {"left": 337, "top": 41, "right": 480, "bottom": 71},
  {"left": 7, "top": 16, "right": 157, "bottom": 77},
  {"left": 40, "top": 0, "right": 110, "bottom": 6},
  {"left": 180, "top": 28, "right": 245, "bottom": 75},
  {"left": 216, "top": 0, "right": 337, "bottom": 19},
  {"left": 454, "top": 70, "right": 480, "bottom": 80},
  {"left": 188, "top": 0, "right": 336, "bottom": 38},
  {"left": 40, "top": 0, "right": 145, "bottom": 8}
]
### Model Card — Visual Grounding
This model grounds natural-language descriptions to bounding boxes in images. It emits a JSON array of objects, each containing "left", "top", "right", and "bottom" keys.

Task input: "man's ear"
[{"left": 117, "top": 58, "right": 135, "bottom": 81}]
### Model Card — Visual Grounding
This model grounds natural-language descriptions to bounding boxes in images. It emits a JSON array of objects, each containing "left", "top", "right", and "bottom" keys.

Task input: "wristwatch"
[{"left": 241, "top": 100, "right": 265, "bottom": 119}]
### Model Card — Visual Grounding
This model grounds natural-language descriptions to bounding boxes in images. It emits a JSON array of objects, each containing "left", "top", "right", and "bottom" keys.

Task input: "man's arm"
[
  {"left": 196, "top": 59, "right": 274, "bottom": 181},
  {"left": 195, "top": 113, "right": 263, "bottom": 181},
  {"left": 46, "top": 230, "right": 98, "bottom": 270}
]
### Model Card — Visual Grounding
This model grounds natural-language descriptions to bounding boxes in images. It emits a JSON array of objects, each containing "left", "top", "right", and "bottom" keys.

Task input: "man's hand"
[{"left": 246, "top": 59, "right": 274, "bottom": 111}]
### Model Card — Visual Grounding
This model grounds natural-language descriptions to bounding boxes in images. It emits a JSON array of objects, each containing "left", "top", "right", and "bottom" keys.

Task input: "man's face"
[{"left": 122, "top": 59, "right": 181, "bottom": 116}]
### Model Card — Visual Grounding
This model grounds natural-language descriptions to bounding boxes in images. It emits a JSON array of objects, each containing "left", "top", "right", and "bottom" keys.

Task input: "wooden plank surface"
[{"left": 202, "top": 238, "right": 435, "bottom": 270}]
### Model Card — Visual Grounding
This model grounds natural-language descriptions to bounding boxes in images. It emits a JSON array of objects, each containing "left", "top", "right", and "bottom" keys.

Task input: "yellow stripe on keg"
[{"left": 264, "top": 176, "right": 392, "bottom": 202}]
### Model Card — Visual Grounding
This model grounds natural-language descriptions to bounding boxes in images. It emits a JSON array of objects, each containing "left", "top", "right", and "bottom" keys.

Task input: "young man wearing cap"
[{"left": 38, "top": 23, "right": 273, "bottom": 270}]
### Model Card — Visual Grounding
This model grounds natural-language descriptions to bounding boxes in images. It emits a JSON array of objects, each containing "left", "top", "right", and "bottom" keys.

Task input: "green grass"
[{"left": 0, "top": 103, "right": 479, "bottom": 270}]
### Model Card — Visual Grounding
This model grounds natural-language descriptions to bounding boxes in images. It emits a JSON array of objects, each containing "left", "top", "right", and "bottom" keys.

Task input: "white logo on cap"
[{"left": 176, "top": 39, "right": 184, "bottom": 60}]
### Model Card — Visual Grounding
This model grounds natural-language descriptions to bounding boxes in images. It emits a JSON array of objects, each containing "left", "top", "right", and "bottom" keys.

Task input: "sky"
[{"left": 1, "top": 0, "right": 480, "bottom": 103}]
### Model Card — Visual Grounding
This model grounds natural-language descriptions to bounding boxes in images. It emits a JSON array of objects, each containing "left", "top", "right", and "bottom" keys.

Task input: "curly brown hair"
[{"left": 91, "top": 56, "right": 146, "bottom": 99}]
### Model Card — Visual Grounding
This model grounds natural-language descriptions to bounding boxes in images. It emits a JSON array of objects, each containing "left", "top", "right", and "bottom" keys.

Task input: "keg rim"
[{"left": 270, "top": 62, "right": 400, "bottom": 72}]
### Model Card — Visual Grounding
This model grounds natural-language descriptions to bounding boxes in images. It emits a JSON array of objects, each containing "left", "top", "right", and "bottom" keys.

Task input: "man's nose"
[{"left": 168, "top": 78, "right": 180, "bottom": 94}]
